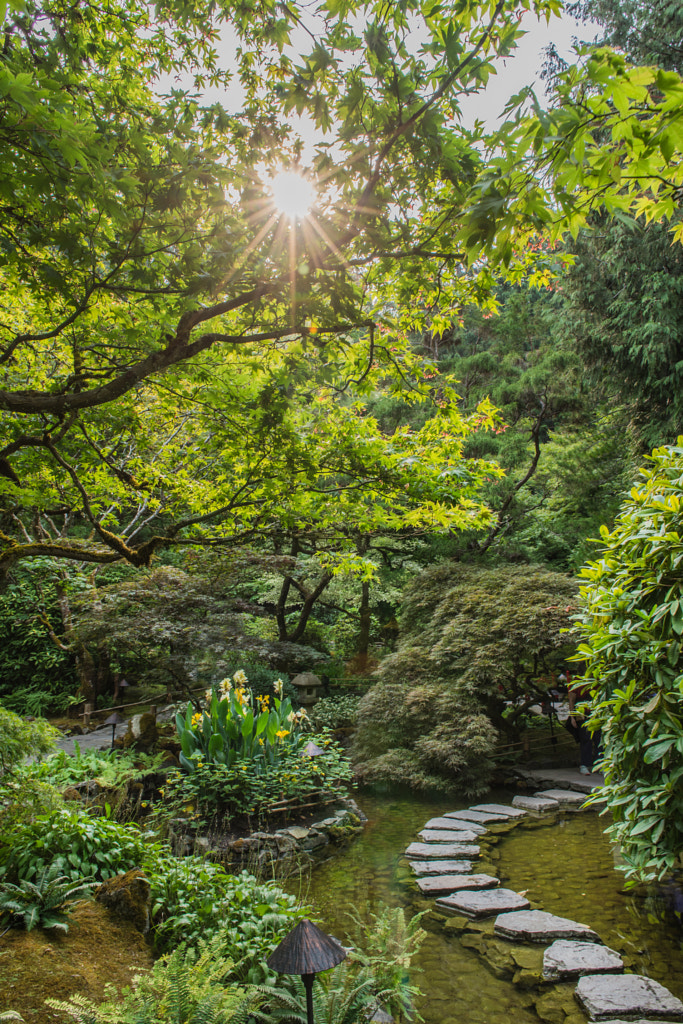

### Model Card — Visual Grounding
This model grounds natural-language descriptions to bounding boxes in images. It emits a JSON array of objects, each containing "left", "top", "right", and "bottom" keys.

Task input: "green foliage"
[
  {"left": 253, "top": 965, "right": 381, "bottom": 1024},
  {"left": 26, "top": 746, "right": 166, "bottom": 792},
  {"left": 562, "top": 216, "right": 683, "bottom": 447},
  {"left": 0, "top": 772, "right": 63, "bottom": 838},
  {"left": 175, "top": 674, "right": 307, "bottom": 773},
  {"left": 142, "top": 851, "right": 303, "bottom": 978},
  {"left": 47, "top": 936, "right": 258, "bottom": 1024},
  {"left": 575, "top": 440, "right": 683, "bottom": 881},
  {"left": 0, "top": 807, "right": 156, "bottom": 884},
  {"left": 0, "top": 563, "right": 78, "bottom": 715},
  {"left": 309, "top": 695, "right": 361, "bottom": 731},
  {"left": 353, "top": 682, "right": 498, "bottom": 797},
  {"left": 0, "top": 0, "right": 542, "bottom": 584},
  {"left": 254, "top": 906, "right": 425, "bottom": 1024},
  {"left": 569, "top": 0, "right": 683, "bottom": 72},
  {"left": 354, "top": 563, "right": 577, "bottom": 794},
  {"left": 0, "top": 864, "right": 95, "bottom": 934},
  {"left": 0, "top": 706, "right": 58, "bottom": 774},
  {"left": 164, "top": 740, "right": 352, "bottom": 823},
  {"left": 346, "top": 905, "right": 426, "bottom": 1023}
]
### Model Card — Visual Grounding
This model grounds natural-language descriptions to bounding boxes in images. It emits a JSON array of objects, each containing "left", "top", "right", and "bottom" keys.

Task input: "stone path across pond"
[{"left": 402, "top": 779, "right": 683, "bottom": 1023}]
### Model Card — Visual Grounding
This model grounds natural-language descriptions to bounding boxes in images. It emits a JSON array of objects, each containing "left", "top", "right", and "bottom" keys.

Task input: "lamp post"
[
  {"left": 302, "top": 740, "right": 325, "bottom": 758},
  {"left": 266, "top": 918, "right": 347, "bottom": 1024},
  {"left": 103, "top": 712, "right": 126, "bottom": 749}
]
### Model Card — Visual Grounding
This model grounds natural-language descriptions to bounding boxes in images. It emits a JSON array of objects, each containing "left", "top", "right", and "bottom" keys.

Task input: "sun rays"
[{"left": 238, "top": 162, "right": 364, "bottom": 327}]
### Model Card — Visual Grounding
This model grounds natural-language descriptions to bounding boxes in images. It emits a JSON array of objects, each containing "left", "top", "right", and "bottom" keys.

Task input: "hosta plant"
[
  {"left": 175, "top": 672, "right": 309, "bottom": 773},
  {"left": 0, "top": 864, "right": 96, "bottom": 934},
  {"left": 0, "top": 806, "right": 157, "bottom": 883}
]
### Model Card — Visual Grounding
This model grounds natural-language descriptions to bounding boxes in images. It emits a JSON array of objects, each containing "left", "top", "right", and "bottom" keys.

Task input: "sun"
[{"left": 269, "top": 169, "right": 315, "bottom": 220}]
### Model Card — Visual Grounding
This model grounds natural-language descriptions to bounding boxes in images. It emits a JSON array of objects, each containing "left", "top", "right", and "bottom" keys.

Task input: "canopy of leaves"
[
  {"left": 568, "top": 0, "right": 683, "bottom": 73},
  {"left": 575, "top": 440, "right": 683, "bottom": 882},
  {"left": 1, "top": 0, "right": 569, "bottom": 578}
]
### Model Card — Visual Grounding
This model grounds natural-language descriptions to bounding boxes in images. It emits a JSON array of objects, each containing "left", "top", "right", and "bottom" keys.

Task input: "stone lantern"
[{"left": 291, "top": 672, "right": 323, "bottom": 707}]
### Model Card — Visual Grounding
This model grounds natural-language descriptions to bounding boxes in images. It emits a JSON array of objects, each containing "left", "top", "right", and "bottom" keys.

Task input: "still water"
[{"left": 288, "top": 790, "right": 683, "bottom": 1024}]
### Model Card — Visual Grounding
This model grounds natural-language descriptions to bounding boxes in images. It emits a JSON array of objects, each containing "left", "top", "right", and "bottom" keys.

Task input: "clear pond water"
[{"left": 287, "top": 790, "right": 683, "bottom": 1024}]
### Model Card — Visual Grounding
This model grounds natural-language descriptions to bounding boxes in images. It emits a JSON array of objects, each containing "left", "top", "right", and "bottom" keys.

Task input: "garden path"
[{"left": 405, "top": 784, "right": 683, "bottom": 1023}]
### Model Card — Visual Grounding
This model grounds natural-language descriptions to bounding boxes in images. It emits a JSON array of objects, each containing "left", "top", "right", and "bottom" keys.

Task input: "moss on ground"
[{"left": 0, "top": 899, "right": 155, "bottom": 1024}]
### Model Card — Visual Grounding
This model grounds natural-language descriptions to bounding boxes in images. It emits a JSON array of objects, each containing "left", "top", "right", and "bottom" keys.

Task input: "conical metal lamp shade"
[{"left": 267, "top": 918, "right": 347, "bottom": 975}]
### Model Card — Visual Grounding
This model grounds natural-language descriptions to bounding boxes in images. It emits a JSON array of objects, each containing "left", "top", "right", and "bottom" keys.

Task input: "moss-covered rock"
[{"left": 95, "top": 868, "right": 151, "bottom": 933}]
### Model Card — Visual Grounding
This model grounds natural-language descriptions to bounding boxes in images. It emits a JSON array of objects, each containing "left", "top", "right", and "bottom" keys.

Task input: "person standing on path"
[{"left": 568, "top": 679, "right": 601, "bottom": 774}]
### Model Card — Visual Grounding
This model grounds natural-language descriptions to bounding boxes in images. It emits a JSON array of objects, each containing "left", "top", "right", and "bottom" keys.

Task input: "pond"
[{"left": 286, "top": 790, "right": 683, "bottom": 1024}]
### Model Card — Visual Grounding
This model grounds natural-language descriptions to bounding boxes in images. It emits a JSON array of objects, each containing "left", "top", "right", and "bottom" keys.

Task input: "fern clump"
[
  {"left": 47, "top": 937, "right": 259, "bottom": 1024},
  {"left": 0, "top": 864, "right": 95, "bottom": 934}
]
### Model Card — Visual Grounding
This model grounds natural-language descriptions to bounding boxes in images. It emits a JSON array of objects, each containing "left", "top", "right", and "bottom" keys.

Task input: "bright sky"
[
  {"left": 459, "top": 8, "right": 598, "bottom": 129},
  {"left": 157, "top": 7, "right": 599, "bottom": 149}
]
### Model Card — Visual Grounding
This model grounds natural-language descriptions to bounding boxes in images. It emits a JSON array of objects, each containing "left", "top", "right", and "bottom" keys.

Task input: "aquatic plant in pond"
[{"left": 176, "top": 673, "right": 309, "bottom": 772}]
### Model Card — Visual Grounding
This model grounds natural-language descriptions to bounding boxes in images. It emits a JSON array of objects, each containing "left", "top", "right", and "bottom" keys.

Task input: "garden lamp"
[
  {"left": 266, "top": 918, "right": 347, "bottom": 1024},
  {"left": 103, "top": 711, "right": 126, "bottom": 749},
  {"left": 302, "top": 741, "right": 325, "bottom": 757}
]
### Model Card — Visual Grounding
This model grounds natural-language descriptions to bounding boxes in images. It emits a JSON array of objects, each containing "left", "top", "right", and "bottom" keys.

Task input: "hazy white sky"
[
  {"left": 459, "top": 8, "right": 597, "bottom": 129},
  {"left": 158, "top": 7, "right": 599, "bottom": 149}
]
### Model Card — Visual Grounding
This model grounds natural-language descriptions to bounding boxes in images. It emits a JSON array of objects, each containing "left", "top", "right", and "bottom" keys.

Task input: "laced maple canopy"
[{"left": 1, "top": 0, "right": 566, "bottom": 573}]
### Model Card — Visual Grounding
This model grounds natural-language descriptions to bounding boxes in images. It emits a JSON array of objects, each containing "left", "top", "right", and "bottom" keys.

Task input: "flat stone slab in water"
[
  {"left": 405, "top": 842, "right": 480, "bottom": 860},
  {"left": 440, "top": 814, "right": 488, "bottom": 833},
  {"left": 419, "top": 873, "right": 499, "bottom": 896},
  {"left": 512, "top": 795, "right": 560, "bottom": 813},
  {"left": 534, "top": 788, "right": 587, "bottom": 807},
  {"left": 437, "top": 887, "right": 530, "bottom": 919},
  {"left": 470, "top": 803, "right": 527, "bottom": 818},
  {"left": 424, "top": 816, "right": 485, "bottom": 832},
  {"left": 443, "top": 809, "right": 508, "bottom": 824},
  {"left": 494, "top": 910, "right": 599, "bottom": 943},
  {"left": 418, "top": 829, "right": 480, "bottom": 843},
  {"left": 575, "top": 974, "right": 683, "bottom": 1021},
  {"left": 409, "top": 860, "right": 474, "bottom": 876},
  {"left": 543, "top": 940, "right": 623, "bottom": 980}
]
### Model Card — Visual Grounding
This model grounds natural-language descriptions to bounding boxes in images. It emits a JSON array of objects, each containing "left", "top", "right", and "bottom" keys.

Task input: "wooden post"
[{"left": 83, "top": 702, "right": 94, "bottom": 728}]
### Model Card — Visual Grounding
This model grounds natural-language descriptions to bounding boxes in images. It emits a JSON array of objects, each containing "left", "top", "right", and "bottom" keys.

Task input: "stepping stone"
[
  {"left": 418, "top": 829, "right": 480, "bottom": 843},
  {"left": 575, "top": 974, "right": 683, "bottom": 1021},
  {"left": 534, "top": 788, "right": 586, "bottom": 807},
  {"left": 436, "top": 887, "right": 530, "bottom": 919},
  {"left": 405, "top": 842, "right": 479, "bottom": 860},
  {"left": 409, "top": 860, "right": 473, "bottom": 876},
  {"left": 439, "top": 814, "right": 488, "bottom": 834},
  {"left": 494, "top": 910, "right": 599, "bottom": 944},
  {"left": 470, "top": 803, "right": 527, "bottom": 818},
  {"left": 424, "top": 816, "right": 485, "bottom": 832},
  {"left": 443, "top": 809, "right": 508, "bottom": 824},
  {"left": 512, "top": 795, "right": 560, "bottom": 813},
  {"left": 419, "top": 873, "right": 499, "bottom": 896},
  {"left": 543, "top": 940, "right": 623, "bottom": 980}
]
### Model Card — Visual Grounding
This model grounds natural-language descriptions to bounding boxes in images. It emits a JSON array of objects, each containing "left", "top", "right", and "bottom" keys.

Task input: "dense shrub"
[
  {"left": 576, "top": 441, "right": 683, "bottom": 881},
  {"left": 143, "top": 851, "right": 304, "bottom": 980},
  {"left": 164, "top": 740, "right": 352, "bottom": 823},
  {"left": 0, "top": 807, "right": 156, "bottom": 883},
  {"left": 309, "top": 694, "right": 361, "bottom": 731},
  {"left": 0, "top": 707, "right": 58, "bottom": 774},
  {"left": 26, "top": 746, "right": 166, "bottom": 791},
  {"left": 353, "top": 563, "right": 577, "bottom": 794}
]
